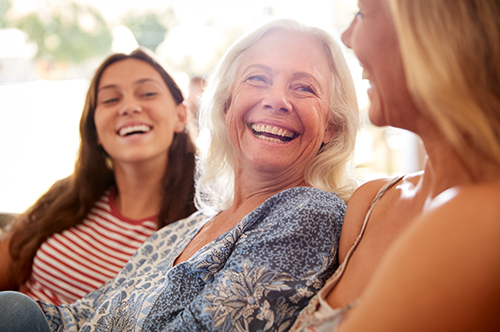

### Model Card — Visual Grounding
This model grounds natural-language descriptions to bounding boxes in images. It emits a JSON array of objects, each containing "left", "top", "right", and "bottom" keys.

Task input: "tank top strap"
[{"left": 342, "top": 175, "right": 404, "bottom": 267}]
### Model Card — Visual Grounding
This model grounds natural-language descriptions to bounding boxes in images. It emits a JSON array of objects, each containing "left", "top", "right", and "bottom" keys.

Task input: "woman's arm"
[
  {"left": 338, "top": 185, "right": 500, "bottom": 332},
  {"left": 37, "top": 228, "right": 168, "bottom": 332},
  {"left": 143, "top": 187, "right": 346, "bottom": 332}
]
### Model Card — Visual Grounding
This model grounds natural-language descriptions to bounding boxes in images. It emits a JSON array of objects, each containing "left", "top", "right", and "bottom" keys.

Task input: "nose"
[
  {"left": 262, "top": 85, "right": 292, "bottom": 113},
  {"left": 341, "top": 18, "right": 355, "bottom": 49},
  {"left": 118, "top": 97, "right": 142, "bottom": 116}
]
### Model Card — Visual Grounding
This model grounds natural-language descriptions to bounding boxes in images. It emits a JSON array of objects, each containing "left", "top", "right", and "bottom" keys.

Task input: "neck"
[
  {"left": 213, "top": 164, "right": 308, "bottom": 230},
  {"left": 418, "top": 127, "right": 499, "bottom": 201},
  {"left": 232, "top": 167, "right": 306, "bottom": 210},
  {"left": 113, "top": 160, "right": 166, "bottom": 220}
]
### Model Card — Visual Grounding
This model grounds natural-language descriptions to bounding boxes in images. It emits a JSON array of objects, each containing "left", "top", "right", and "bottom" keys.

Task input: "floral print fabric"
[
  {"left": 289, "top": 176, "right": 404, "bottom": 332},
  {"left": 39, "top": 187, "right": 345, "bottom": 332}
]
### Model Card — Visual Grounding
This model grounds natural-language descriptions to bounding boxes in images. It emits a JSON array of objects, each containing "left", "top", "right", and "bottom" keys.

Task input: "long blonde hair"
[
  {"left": 196, "top": 19, "right": 359, "bottom": 213},
  {"left": 388, "top": 0, "right": 500, "bottom": 171}
]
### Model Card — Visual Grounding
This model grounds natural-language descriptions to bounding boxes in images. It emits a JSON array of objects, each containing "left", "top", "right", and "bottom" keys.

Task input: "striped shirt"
[{"left": 19, "top": 189, "right": 157, "bottom": 305}]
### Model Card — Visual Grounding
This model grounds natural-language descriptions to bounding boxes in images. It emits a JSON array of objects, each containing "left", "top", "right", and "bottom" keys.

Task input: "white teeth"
[
  {"left": 251, "top": 123, "right": 295, "bottom": 138},
  {"left": 362, "top": 70, "right": 371, "bottom": 80},
  {"left": 119, "top": 125, "right": 150, "bottom": 136},
  {"left": 254, "top": 135, "right": 286, "bottom": 144}
]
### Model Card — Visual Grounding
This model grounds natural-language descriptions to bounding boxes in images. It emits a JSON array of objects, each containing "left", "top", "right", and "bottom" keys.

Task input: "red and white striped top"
[{"left": 19, "top": 189, "right": 157, "bottom": 305}]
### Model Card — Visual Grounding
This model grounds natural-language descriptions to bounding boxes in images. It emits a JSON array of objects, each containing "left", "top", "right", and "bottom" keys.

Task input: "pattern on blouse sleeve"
[
  {"left": 39, "top": 212, "right": 208, "bottom": 332},
  {"left": 39, "top": 189, "right": 344, "bottom": 332},
  {"left": 204, "top": 260, "right": 295, "bottom": 330},
  {"left": 142, "top": 187, "right": 346, "bottom": 332}
]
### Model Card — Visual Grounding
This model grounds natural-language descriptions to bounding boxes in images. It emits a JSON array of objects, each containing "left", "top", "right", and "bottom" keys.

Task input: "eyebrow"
[
  {"left": 242, "top": 64, "right": 273, "bottom": 76},
  {"left": 97, "top": 78, "right": 163, "bottom": 92}
]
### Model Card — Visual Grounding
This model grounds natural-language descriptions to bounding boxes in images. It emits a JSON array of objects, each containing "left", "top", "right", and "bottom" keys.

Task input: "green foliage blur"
[
  {"left": 123, "top": 12, "right": 168, "bottom": 52},
  {"left": 1, "top": 0, "right": 172, "bottom": 65},
  {"left": 13, "top": 2, "right": 112, "bottom": 64},
  {"left": 0, "top": 0, "right": 112, "bottom": 64},
  {"left": 0, "top": 0, "right": 10, "bottom": 28}
]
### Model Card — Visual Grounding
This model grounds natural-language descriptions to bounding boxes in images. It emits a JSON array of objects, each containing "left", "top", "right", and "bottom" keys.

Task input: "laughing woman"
[
  {"left": 291, "top": 0, "right": 500, "bottom": 331},
  {"left": 0, "top": 19, "right": 358, "bottom": 332},
  {"left": 0, "top": 48, "right": 197, "bottom": 305}
]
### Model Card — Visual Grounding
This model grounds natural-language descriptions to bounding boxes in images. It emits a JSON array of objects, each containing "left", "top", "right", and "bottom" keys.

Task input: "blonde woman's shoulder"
[
  {"left": 423, "top": 183, "right": 500, "bottom": 251},
  {"left": 428, "top": 182, "right": 500, "bottom": 226},
  {"left": 338, "top": 177, "right": 395, "bottom": 262}
]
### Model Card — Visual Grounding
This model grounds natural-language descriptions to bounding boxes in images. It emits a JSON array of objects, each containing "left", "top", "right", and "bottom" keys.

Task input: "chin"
[
  {"left": 366, "top": 90, "right": 385, "bottom": 126},
  {"left": 367, "top": 104, "right": 389, "bottom": 128},
  {"left": 247, "top": 156, "right": 291, "bottom": 175}
]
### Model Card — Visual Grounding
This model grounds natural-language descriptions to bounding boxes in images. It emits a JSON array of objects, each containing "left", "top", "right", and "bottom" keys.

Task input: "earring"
[{"left": 105, "top": 156, "right": 114, "bottom": 170}]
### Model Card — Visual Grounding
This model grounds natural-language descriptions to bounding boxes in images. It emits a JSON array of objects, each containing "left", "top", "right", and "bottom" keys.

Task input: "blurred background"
[{"left": 0, "top": 0, "right": 424, "bottom": 214}]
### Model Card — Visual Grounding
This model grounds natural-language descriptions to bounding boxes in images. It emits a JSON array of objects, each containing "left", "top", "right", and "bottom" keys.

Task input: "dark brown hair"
[{"left": 8, "top": 48, "right": 196, "bottom": 286}]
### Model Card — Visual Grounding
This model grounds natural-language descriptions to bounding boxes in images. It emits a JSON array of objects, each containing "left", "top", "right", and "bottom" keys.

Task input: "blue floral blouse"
[{"left": 39, "top": 187, "right": 346, "bottom": 332}]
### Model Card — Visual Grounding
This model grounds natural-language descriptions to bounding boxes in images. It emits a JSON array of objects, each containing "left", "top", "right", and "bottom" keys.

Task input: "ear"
[
  {"left": 224, "top": 96, "right": 232, "bottom": 114},
  {"left": 174, "top": 102, "right": 188, "bottom": 133},
  {"left": 322, "top": 121, "right": 336, "bottom": 144}
]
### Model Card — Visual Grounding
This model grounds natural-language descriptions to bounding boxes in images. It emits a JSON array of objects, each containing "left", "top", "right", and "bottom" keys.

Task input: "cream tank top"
[{"left": 290, "top": 176, "right": 404, "bottom": 332}]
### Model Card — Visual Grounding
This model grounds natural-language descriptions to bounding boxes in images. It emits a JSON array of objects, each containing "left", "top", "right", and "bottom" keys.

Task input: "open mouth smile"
[
  {"left": 250, "top": 123, "right": 297, "bottom": 144},
  {"left": 118, "top": 124, "right": 152, "bottom": 137},
  {"left": 362, "top": 69, "right": 373, "bottom": 81}
]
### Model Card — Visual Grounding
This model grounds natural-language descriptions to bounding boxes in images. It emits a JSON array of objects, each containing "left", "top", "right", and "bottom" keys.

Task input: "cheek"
[
  {"left": 306, "top": 99, "right": 330, "bottom": 130},
  {"left": 379, "top": 59, "right": 408, "bottom": 106},
  {"left": 92, "top": 113, "right": 106, "bottom": 147},
  {"left": 224, "top": 107, "right": 239, "bottom": 141},
  {"left": 350, "top": 27, "right": 370, "bottom": 62},
  {"left": 230, "top": 84, "right": 262, "bottom": 112},
  {"left": 93, "top": 110, "right": 105, "bottom": 137},
  {"left": 321, "top": 106, "right": 334, "bottom": 142},
  {"left": 225, "top": 92, "right": 252, "bottom": 128}
]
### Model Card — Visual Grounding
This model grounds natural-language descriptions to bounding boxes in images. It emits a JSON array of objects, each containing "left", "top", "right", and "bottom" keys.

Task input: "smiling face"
[
  {"left": 225, "top": 29, "right": 333, "bottom": 181},
  {"left": 94, "top": 58, "right": 187, "bottom": 168},
  {"left": 342, "top": 0, "right": 419, "bottom": 130}
]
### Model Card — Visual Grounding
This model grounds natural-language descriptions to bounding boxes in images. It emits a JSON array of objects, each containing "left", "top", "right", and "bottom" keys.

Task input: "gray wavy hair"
[{"left": 195, "top": 19, "right": 359, "bottom": 214}]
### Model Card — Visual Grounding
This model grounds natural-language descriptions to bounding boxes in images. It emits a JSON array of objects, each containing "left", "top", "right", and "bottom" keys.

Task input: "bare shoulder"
[
  {"left": 437, "top": 183, "right": 500, "bottom": 207},
  {"left": 338, "top": 177, "right": 393, "bottom": 262},
  {"left": 424, "top": 184, "right": 500, "bottom": 262},
  {"left": 386, "top": 183, "right": 500, "bottom": 329},
  {"left": 428, "top": 183, "right": 500, "bottom": 232},
  {"left": 404, "top": 183, "right": 500, "bottom": 265},
  {"left": 336, "top": 183, "right": 500, "bottom": 332}
]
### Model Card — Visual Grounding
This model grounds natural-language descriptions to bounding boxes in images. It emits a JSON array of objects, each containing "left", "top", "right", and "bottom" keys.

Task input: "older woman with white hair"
[{"left": 0, "top": 18, "right": 359, "bottom": 332}]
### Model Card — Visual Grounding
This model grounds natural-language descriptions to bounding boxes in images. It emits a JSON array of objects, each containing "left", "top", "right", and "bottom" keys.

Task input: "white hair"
[{"left": 195, "top": 19, "right": 359, "bottom": 214}]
